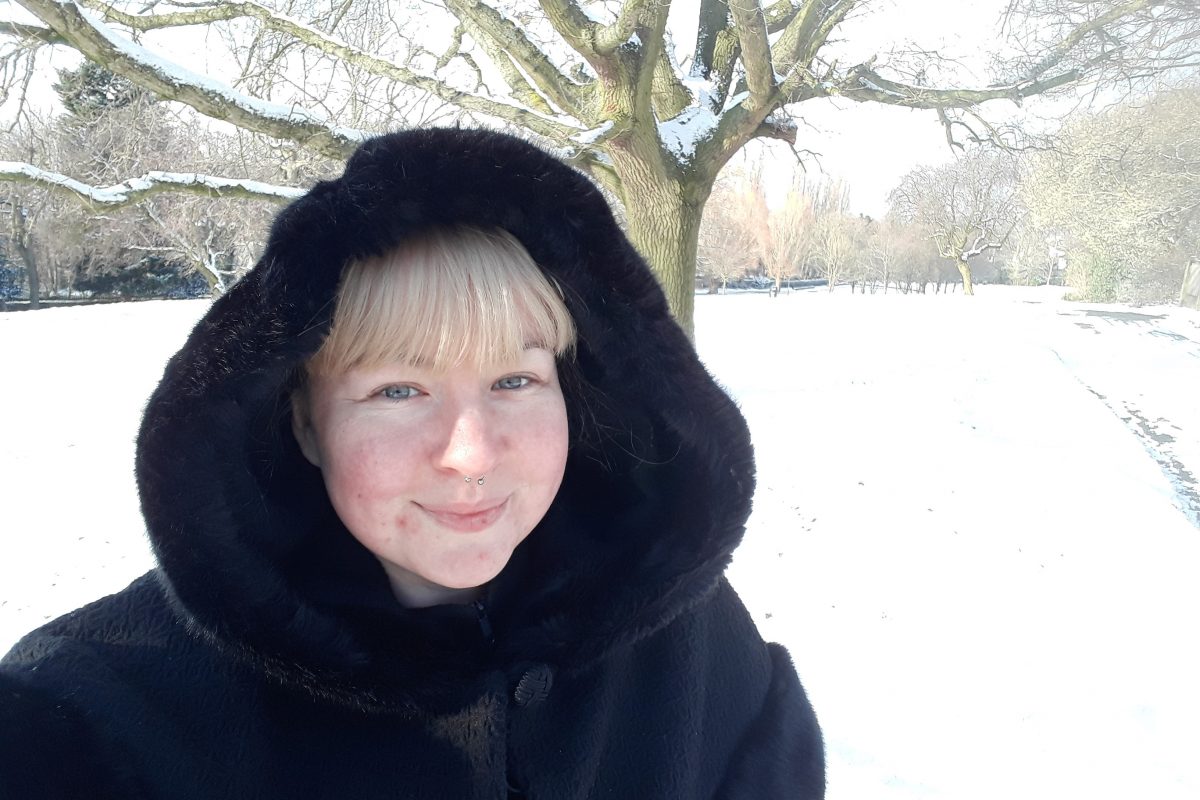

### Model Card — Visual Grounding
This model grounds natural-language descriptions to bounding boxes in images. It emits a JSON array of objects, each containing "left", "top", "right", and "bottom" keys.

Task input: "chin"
[{"left": 426, "top": 549, "right": 514, "bottom": 591}]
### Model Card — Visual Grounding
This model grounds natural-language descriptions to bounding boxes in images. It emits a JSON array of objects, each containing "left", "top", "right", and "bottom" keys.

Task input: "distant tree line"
[
  {"left": 699, "top": 168, "right": 980, "bottom": 297},
  {"left": 0, "top": 62, "right": 324, "bottom": 308},
  {"left": 3, "top": 66, "right": 1195, "bottom": 310},
  {"left": 700, "top": 83, "right": 1198, "bottom": 307}
]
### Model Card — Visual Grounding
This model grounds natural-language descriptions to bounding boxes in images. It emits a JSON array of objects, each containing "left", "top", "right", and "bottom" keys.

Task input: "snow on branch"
[
  {"left": 593, "top": 0, "right": 648, "bottom": 55},
  {"left": 77, "top": 0, "right": 583, "bottom": 141},
  {"left": 0, "top": 162, "right": 305, "bottom": 207}
]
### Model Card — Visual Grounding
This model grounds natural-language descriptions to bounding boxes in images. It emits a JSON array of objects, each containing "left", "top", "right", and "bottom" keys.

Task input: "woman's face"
[{"left": 292, "top": 347, "right": 568, "bottom": 606}]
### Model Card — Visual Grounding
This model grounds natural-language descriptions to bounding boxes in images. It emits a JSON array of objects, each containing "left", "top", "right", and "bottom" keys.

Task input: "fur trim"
[{"left": 136, "top": 128, "right": 756, "bottom": 710}]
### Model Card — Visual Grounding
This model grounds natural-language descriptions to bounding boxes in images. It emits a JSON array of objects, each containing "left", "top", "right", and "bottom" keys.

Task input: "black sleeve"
[
  {"left": 712, "top": 643, "right": 826, "bottom": 799},
  {"left": 0, "top": 669, "right": 135, "bottom": 800}
]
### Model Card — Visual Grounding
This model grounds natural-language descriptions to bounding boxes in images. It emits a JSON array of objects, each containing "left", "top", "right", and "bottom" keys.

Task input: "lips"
[{"left": 416, "top": 498, "right": 509, "bottom": 533}]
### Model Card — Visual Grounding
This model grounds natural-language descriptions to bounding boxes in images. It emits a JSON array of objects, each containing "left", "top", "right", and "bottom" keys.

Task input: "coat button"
[{"left": 513, "top": 664, "right": 554, "bottom": 707}]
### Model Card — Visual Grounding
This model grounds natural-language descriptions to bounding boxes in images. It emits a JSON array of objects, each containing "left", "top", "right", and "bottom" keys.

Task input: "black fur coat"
[{"left": 0, "top": 129, "right": 824, "bottom": 799}]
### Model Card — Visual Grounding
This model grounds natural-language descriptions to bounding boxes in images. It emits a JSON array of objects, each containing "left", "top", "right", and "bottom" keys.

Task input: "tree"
[
  {"left": 812, "top": 211, "right": 863, "bottom": 291},
  {"left": 763, "top": 174, "right": 818, "bottom": 293},
  {"left": 3, "top": 0, "right": 1199, "bottom": 330},
  {"left": 54, "top": 59, "right": 151, "bottom": 118},
  {"left": 1001, "top": 219, "right": 1061, "bottom": 286},
  {"left": 888, "top": 148, "right": 1022, "bottom": 294},
  {"left": 1, "top": 74, "right": 298, "bottom": 296},
  {"left": 889, "top": 225, "right": 943, "bottom": 294},
  {"left": 865, "top": 218, "right": 905, "bottom": 293},
  {"left": 1022, "top": 86, "right": 1200, "bottom": 303},
  {"left": 698, "top": 171, "right": 761, "bottom": 292},
  {"left": 0, "top": 110, "right": 73, "bottom": 307}
]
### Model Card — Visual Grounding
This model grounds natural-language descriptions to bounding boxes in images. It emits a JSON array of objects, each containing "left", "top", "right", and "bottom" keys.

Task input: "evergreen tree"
[{"left": 53, "top": 61, "right": 153, "bottom": 119}]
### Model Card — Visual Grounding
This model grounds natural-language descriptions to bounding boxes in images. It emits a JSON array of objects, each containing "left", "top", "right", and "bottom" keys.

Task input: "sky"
[
  {"left": 2, "top": 288, "right": 1198, "bottom": 797},
  {"left": 711, "top": 0, "right": 1019, "bottom": 216}
]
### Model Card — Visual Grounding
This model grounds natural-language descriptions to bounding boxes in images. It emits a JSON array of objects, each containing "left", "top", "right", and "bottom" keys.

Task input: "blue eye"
[
  {"left": 495, "top": 375, "right": 531, "bottom": 390},
  {"left": 379, "top": 385, "right": 420, "bottom": 401}
]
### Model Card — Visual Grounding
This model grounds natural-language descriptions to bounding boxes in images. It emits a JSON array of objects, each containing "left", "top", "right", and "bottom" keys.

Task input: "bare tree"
[
  {"left": 888, "top": 148, "right": 1023, "bottom": 294},
  {"left": 1, "top": 91, "right": 298, "bottom": 295},
  {"left": 2, "top": 0, "right": 1197, "bottom": 328},
  {"left": 763, "top": 174, "right": 818, "bottom": 293},
  {"left": 813, "top": 211, "right": 864, "bottom": 292},
  {"left": 865, "top": 218, "right": 904, "bottom": 293},
  {"left": 888, "top": 226, "right": 944, "bottom": 294},
  {"left": 698, "top": 171, "right": 762, "bottom": 292}
]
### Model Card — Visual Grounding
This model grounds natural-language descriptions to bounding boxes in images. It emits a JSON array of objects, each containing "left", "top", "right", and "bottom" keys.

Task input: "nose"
[{"left": 436, "top": 403, "right": 500, "bottom": 479}]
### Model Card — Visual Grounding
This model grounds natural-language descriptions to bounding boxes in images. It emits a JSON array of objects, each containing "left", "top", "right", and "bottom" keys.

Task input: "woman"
[{"left": 0, "top": 128, "right": 824, "bottom": 798}]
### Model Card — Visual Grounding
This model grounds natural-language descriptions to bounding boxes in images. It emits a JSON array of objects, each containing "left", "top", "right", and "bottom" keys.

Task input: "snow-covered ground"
[{"left": 2, "top": 286, "right": 1198, "bottom": 798}]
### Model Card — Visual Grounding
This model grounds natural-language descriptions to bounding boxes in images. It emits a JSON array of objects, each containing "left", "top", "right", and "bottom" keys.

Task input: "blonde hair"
[{"left": 307, "top": 225, "right": 576, "bottom": 375}]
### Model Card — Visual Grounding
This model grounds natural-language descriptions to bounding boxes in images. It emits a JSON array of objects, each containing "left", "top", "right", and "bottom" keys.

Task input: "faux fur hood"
[{"left": 135, "top": 128, "right": 755, "bottom": 713}]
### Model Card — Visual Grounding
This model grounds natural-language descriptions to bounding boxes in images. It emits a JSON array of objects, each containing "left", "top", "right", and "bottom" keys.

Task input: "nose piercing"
[{"left": 464, "top": 476, "right": 486, "bottom": 486}]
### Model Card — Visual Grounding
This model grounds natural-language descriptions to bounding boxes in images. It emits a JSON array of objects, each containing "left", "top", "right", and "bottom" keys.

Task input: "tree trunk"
[
  {"left": 612, "top": 152, "right": 707, "bottom": 336},
  {"left": 956, "top": 257, "right": 975, "bottom": 295},
  {"left": 1180, "top": 258, "right": 1200, "bottom": 310},
  {"left": 12, "top": 209, "right": 40, "bottom": 309}
]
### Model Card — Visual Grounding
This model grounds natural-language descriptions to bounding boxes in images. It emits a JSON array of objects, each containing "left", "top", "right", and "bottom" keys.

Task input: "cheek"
[
  {"left": 521, "top": 406, "right": 569, "bottom": 488},
  {"left": 320, "top": 427, "right": 418, "bottom": 508}
]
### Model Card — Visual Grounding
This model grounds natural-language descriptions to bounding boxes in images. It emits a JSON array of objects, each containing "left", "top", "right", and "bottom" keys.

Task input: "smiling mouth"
[{"left": 417, "top": 498, "right": 509, "bottom": 532}]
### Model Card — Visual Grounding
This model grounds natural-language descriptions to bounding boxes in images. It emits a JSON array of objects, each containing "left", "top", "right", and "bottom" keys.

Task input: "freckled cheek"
[
  {"left": 322, "top": 433, "right": 421, "bottom": 505},
  {"left": 514, "top": 411, "right": 569, "bottom": 481}
]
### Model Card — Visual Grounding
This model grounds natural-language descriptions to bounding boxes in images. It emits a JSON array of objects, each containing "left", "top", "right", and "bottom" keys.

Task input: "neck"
[{"left": 381, "top": 562, "right": 484, "bottom": 608}]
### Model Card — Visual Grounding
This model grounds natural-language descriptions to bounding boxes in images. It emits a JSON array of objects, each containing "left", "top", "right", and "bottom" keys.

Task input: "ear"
[{"left": 290, "top": 389, "right": 323, "bottom": 468}]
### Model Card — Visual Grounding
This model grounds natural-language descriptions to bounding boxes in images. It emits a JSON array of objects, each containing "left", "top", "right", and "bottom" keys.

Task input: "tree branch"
[
  {"left": 693, "top": 0, "right": 752, "bottom": 110},
  {"left": 833, "top": 63, "right": 1082, "bottom": 109},
  {"left": 0, "top": 161, "right": 305, "bottom": 208},
  {"left": 0, "top": 21, "right": 64, "bottom": 45},
  {"left": 536, "top": 0, "right": 600, "bottom": 58},
  {"left": 692, "top": 0, "right": 728, "bottom": 77},
  {"left": 596, "top": 0, "right": 651, "bottom": 55},
  {"left": 629, "top": 0, "right": 673, "bottom": 121},
  {"left": 443, "top": 0, "right": 589, "bottom": 120},
  {"left": 764, "top": 0, "right": 802, "bottom": 34},
  {"left": 15, "top": 0, "right": 366, "bottom": 160},
  {"left": 773, "top": 0, "right": 858, "bottom": 87},
  {"left": 727, "top": 0, "right": 776, "bottom": 108},
  {"left": 448, "top": 17, "right": 555, "bottom": 115},
  {"left": 1022, "top": 0, "right": 1155, "bottom": 82},
  {"left": 78, "top": 0, "right": 581, "bottom": 139},
  {"left": 651, "top": 40, "right": 692, "bottom": 119}
]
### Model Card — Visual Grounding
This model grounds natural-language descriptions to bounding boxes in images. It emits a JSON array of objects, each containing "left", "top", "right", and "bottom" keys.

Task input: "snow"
[
  {"left": 579, "top": 2, "right": 614, "bottom": 25},
  {"left": 858, "top": 76, "right": 907, "bottom": 98},
  {"left": 0, "top": 161, "right": 119, "bottom": 202},
  {"left": 569, "top": 120, "right": 613, "bottom": 145},
  {"left": 147, "top": 173, "right": 306, "bottom": 200},
  {"left": 658, "top": 104, "right": 720, "bottom": 160},
  {"left": 0, "top": 162, "right": 305, "bottom": 202},
  {"left": 2, "top": 286, "right": 1199, "bottom": 797}
]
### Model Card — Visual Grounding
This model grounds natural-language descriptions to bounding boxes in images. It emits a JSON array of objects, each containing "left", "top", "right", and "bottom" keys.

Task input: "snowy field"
[{"left": 2, "top": 286, "right": 1199, "bottom": 798}]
